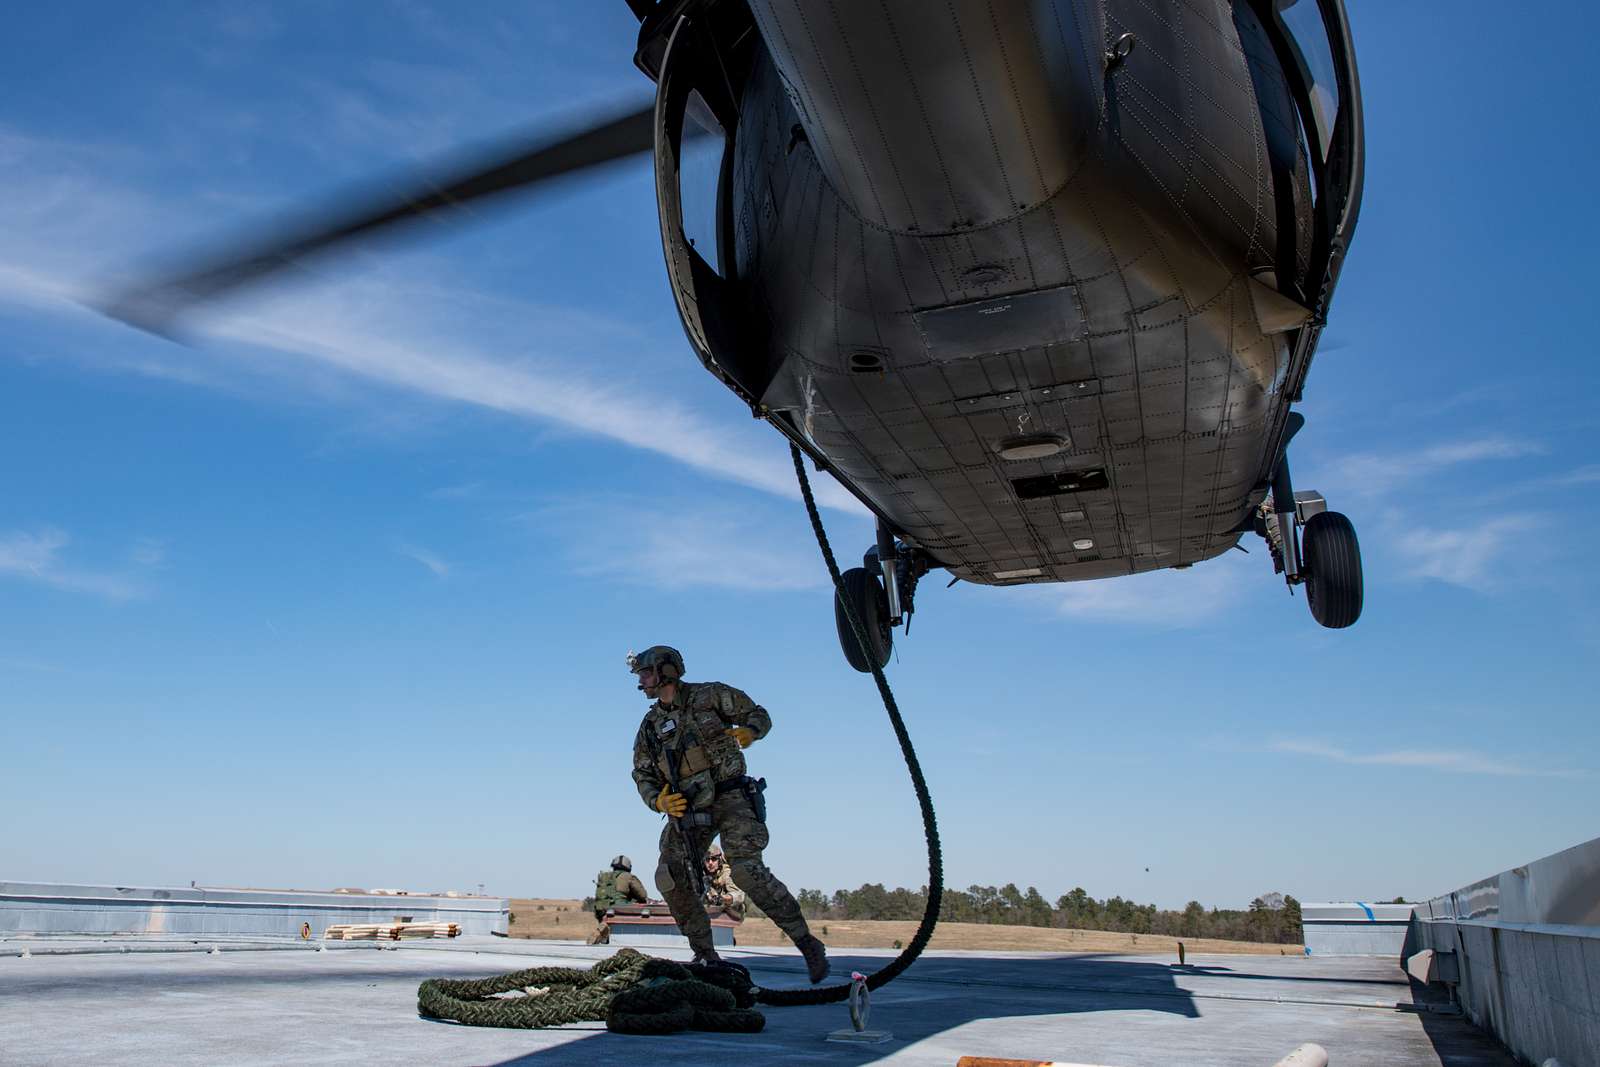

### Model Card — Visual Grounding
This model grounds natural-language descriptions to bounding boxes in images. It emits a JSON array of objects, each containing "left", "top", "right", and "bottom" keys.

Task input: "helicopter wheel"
[
  {"left": 834, "top": 566, "right": 893, "bottom": 672},
  {"left": 1303, "top": 511, "right": 1363, "bottom": 628}
]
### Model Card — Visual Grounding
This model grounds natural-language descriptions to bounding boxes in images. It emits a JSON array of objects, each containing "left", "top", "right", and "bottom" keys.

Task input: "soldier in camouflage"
[
  {"left": 587, "top": 854, "right": 649, "bottom": 945},
  {"left": 628, "top": 645, "right": 829, "bottom": 982},
  {"left": 703, "top": 844, "right": 747, "bottom": 922}
]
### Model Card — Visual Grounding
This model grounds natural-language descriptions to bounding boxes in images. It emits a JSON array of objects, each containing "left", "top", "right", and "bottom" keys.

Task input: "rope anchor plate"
[{"left": 827, "top": 971, "right": 893, "bottom": 1044}]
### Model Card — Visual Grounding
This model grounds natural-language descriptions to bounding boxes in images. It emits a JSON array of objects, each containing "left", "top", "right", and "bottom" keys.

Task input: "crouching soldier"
[
  {"left": 587, "top": 854, "right": 649, "bottom": 945},
  {"left": 703, "top": 844, "right": 747, "bottom": 921}
]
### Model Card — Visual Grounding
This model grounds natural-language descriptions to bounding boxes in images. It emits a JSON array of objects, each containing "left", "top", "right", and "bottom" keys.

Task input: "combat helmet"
[
  {"left": 611, "top": 855, "right": 632, "bottom": 872},
  {"left": 627, "top": 645, "right": 684, "bottom": 680}
]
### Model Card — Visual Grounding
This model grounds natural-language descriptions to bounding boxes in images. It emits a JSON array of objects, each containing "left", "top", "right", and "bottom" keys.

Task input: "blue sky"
[{"left": 2, "top": 2, "right": 1596, "bottom": 910}]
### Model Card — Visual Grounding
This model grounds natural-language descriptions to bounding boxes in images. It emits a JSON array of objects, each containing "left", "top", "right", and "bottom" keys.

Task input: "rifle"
[{"left": 653, "top": 729, "right": 710, "bottom": 900}]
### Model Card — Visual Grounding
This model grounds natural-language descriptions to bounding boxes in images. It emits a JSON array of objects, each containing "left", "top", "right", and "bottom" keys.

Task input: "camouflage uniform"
[
  {"left": 587, "top": 864, "right": 650, "bottom": 945},
  {"left": 704, "top": 849, "right": 747, "bottom": 922},
  {"left": 631, "top": 680, "right": 813, "bottom": 957},
  {"left": 591, "top": 868, "right": 649, "bottom": 924}
]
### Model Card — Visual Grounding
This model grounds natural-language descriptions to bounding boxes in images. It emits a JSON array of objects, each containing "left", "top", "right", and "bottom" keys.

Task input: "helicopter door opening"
[
  {"left": 1258, "top": 0, "right": 1364, "bottom": 265},
  {"left": 654, "top": 13, "right": 779, "bottom": 406},
  {"left": 1274, "top": 0, "right": 1342, "bottom": 164},
  {"left": 678, "top": 89, "right": 729, "bottom": 279}
]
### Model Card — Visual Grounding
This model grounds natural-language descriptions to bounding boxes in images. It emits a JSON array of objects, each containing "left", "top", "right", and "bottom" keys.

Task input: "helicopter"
[{"left": 105, "top": 0, "right": 1366, "bottom": 672}]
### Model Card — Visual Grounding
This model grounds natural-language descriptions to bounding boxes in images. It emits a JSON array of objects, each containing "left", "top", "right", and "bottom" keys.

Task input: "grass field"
[{"left": 508, "top": 898, "right": 1301, "bottom": 956}]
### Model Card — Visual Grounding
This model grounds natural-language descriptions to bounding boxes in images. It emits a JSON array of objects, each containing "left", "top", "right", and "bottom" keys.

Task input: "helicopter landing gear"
[
  {"left": 833, "top": 523, "right": 932, "bottom": 672},
  {"left": 834, "top": 566, "right": 892, "bottom": 672},
  {"left": 1255, "top": 438, "right": 1363, "bottom": 629},
  {"left": 1303, "top": 510, "right": 1362, "bottom": 628}
]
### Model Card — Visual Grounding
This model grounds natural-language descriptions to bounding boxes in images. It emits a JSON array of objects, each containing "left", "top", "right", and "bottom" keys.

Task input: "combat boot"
[
  {"left": 796, "top": 934, "right": 829, "bottom": 984},
  {"left": 690, "top": 947, "right": 723, "bottom": 967}
]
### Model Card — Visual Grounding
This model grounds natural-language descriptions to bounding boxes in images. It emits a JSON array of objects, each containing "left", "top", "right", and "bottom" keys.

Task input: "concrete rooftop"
[{"left": 0, "top": 937, "right": 1515, "bottom": 1066}]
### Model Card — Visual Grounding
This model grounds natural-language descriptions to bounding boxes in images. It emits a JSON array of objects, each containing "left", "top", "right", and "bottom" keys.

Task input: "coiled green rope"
[{"left": 417, "top": 949, "right": 764, "bottom": 1034}]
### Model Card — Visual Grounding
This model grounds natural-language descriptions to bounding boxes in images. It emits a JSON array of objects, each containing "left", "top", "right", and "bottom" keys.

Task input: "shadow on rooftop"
[
  {"left": 1407, "top": 975, "right": 1520, "bottom": 1067},
  {"left": 482, "top": 950, "right": 1200, "bottom": 1066}
]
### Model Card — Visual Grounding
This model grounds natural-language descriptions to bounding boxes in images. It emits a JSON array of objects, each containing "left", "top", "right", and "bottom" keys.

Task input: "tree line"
[{"left": 791, "top": 884, "right": 1305, "bottom": 944}]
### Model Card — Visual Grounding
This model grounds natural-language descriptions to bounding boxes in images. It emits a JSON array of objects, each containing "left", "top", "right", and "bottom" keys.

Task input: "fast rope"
[
  {"left": 753, "top": 444, "right": 944, "bottom": 1007},
  {"left": 416, "top": 444, "right": 943, "bottom": 1028},
  {"left": 417, "top": 948, "right": 764, "bottom": 1033}
]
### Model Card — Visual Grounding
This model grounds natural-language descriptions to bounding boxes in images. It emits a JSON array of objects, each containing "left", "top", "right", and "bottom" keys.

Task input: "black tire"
[
  {"left": 1303, "top": 511, "right": 1363, "bottom": 628},
  {"left": 834, "top": 566, "right": 893, "bottom": 672}
]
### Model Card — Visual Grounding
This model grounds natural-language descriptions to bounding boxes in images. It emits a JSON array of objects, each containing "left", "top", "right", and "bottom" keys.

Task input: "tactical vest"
[
  {"left": 595, "top": 870, "right": 630, "bottom": 908},
  {"left": 649, "top": 684, "right": 745, "bottom": 792}
]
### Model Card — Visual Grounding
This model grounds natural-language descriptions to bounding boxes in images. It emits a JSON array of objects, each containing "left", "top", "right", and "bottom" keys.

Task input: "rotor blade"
[{"left": 103, "top": 103, "right": 656, "bottom": 334}]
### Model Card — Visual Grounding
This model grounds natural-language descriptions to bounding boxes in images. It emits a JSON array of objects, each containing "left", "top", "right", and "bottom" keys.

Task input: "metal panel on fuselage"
[{"left": 731, "top": 0, "right": 1309, "bottom": 586}]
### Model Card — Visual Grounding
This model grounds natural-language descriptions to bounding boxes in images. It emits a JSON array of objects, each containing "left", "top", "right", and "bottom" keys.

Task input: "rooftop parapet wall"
[
  {"left": 1418, "top": 835, "right": 1600, "bottom": 928},
  {"left": 1409, "top": 835, "right": 1600, "bottom": 1067},
  {"left": 0, "top": 882, "right": 509, "bottom": 939}
]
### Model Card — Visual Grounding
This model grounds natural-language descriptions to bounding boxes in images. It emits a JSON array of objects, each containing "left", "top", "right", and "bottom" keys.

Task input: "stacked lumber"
[{"left": 323, "top": 921, "right": 460, "bottom": 940}]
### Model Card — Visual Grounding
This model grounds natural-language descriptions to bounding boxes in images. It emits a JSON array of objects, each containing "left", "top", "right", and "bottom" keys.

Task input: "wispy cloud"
[
  {"left": 533, "top": 495, "right": 838, "bottom": 593},
  {"left": 1544, "top": 465, "right": 1600, "bottom": 488},
  {"left": 1391, "top": 514, "right": 1539, "bottom": 591},
  {"left": 1043, "top": 549, "right": 1252, "bottom": 627},
  {"left": 0, "top": 261, "right": 79, "bottom": 311},
  {"left": 206, "top": 288, "right": 863, "bottom": 512},
  {"left": 428, "top": 481, "right": 484, "bottom": 500},
  {"left": 0, "top": 528, "right": 146, "bottom": 601},
  {"left": 129, "top": 538, "right": 167, "bottom": 567},
  {"left": 1404, "top": 383, "right": 1511, "bottom": 420},
  {"left": 0, "top": 130, "right": 862, "bottom": 515},
  {"left": 397, "top": 542, "right": 451, "bottom": 578},
  {"left": 1323, "top": 436, "right": 1542, "bottom": 495},
  {"left": 1271, "top": 738, "right": 1581, "bottom": 778}
]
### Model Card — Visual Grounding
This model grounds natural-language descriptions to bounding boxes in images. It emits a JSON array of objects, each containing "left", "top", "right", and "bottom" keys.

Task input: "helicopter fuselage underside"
[{"left": 673, "top": 0, "right": 1326, "bottom": 587}]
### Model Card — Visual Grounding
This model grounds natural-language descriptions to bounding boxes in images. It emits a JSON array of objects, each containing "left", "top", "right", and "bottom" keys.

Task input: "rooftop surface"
[{"left": 0, "top": 938, "right": 1515, "bottom": 1066}]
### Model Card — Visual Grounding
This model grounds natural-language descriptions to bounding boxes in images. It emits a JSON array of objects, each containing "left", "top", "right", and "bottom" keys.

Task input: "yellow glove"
[
  {"left": 655, "top": 785, "right": 687, "bottom": 818},
  {"left": 725, "top": 726, "right": 756, "bottom": 749}
]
